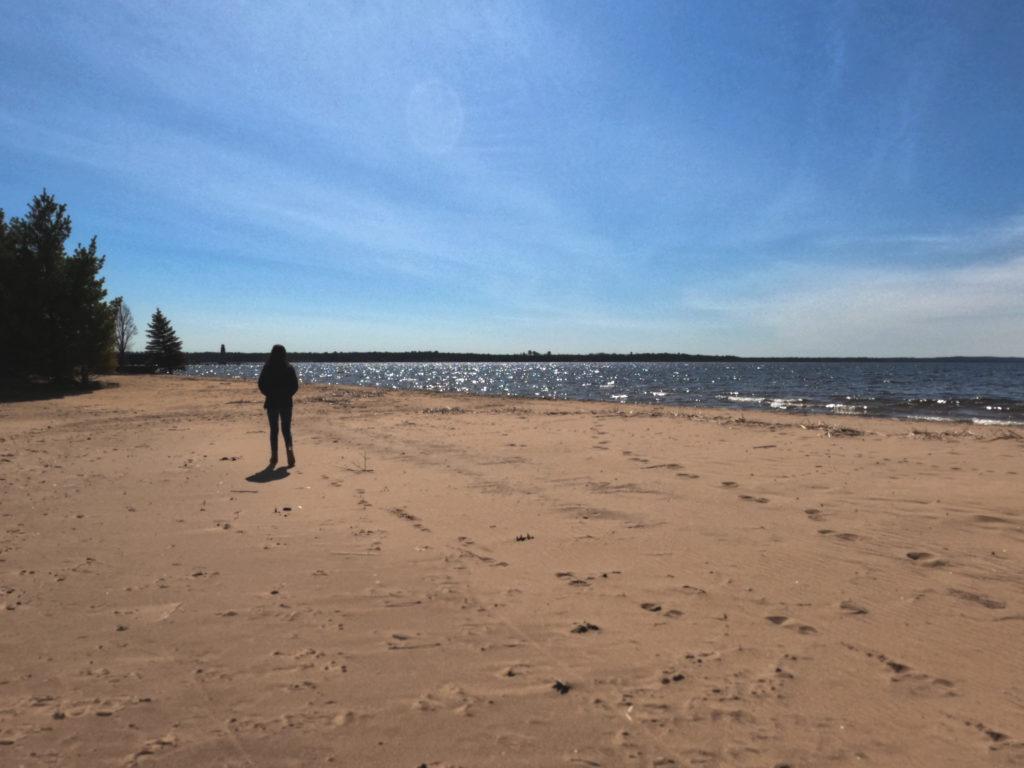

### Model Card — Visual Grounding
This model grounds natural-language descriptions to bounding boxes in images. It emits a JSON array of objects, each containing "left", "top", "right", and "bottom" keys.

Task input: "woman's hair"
[{"left": 267, "top": 344, "right": 287, "bottom": 366}]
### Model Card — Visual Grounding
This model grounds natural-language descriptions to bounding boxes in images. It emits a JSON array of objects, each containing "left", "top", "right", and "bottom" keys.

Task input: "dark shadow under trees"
[{"left": 0, "top": 377, "right": 118, "bottom": 403}]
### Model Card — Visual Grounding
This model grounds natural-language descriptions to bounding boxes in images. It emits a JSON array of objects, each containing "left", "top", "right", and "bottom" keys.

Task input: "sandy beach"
[{"left": 1, "top": 375, "right": 1022, "bottom": 767}]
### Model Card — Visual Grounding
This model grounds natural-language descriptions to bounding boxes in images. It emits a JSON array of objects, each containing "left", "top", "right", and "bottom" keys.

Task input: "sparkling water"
[{"left": 181, "top": 360, "right": 1024, "bottom": 425}]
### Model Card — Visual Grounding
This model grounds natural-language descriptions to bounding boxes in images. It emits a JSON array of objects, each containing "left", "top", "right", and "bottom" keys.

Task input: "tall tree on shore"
[
  {"left": 3, "top": 192, "right": 72, "bottom": 377},
  {"left": 112, "top": 297, "right": 137, "bottom": 368},
  {"left": 145, "top": 308, "right": 186, "bottom": 372},
  {"left": 63, "top": 237, "right": 116, "bottom": 382},
  {"left": 0, "top": 190, "right": 116, "bottom": 381}
]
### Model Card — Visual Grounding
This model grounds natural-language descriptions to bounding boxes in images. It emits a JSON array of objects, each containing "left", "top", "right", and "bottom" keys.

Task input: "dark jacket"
[{"left": 258, "top": 363, "right": 299, "bottom": 410}]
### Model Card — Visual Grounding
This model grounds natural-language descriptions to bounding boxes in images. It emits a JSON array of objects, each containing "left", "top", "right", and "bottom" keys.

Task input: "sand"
[{"left": 1, "top": 375, "right": 1022, "bottom": 767}]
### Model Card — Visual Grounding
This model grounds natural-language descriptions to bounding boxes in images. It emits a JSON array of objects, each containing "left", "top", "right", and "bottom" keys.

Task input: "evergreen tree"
[
  {"left": 3, "top": 192, "right": 73, "bottom": 377},
  {"left": 0, "top": 190, "right": 116, "bottom": 381},
  {"left": 63, "top": 237, "right": 116, "bottom": 382},
  {"left": 145, "top": 308, "right": 186, "bottom": 372}
]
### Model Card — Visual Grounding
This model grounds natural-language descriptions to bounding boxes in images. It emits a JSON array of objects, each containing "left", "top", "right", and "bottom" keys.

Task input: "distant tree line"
[
  {"left": 0, "top": 190, "right": 185, "bottom": 383},
  {"left": 185, "top": 350, "right": 1012, "bottom": 364},
  {"left": 185, "top": 350, "right": 743, "bottom": 364}
]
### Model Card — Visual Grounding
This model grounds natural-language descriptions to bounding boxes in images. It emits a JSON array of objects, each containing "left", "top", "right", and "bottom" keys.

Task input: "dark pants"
[{"left": 267, "top": 404, "right": 293, "bottom": 456}]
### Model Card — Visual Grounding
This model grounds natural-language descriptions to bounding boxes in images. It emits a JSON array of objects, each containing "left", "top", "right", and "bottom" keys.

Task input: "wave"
[{"left": 722, "top": 395, "right": 764, "bottom": 404}]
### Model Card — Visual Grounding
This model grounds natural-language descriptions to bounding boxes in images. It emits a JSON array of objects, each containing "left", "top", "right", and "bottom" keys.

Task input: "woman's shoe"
[{"left": 286, "top": 447, "right": 296, "bottom": 468}]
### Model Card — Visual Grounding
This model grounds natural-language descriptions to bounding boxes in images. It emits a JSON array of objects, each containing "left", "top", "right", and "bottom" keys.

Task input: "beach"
[{"left": 1, "top": 375, "right": 1022, "bottom": 767}]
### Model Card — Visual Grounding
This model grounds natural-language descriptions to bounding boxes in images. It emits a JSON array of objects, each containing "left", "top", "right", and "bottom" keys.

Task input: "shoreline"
[
  {"left": 2, "top": 375, "right": 1021, "bottom": 766},
  {"left": 175, "top": 372, "right": 1024, "bottom": 431}
]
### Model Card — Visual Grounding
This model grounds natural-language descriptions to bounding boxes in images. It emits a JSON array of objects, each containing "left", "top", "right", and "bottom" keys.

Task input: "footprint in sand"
[
  {"left": 391, "top": 507, "right": 430, "bottom": 532},
  {"left": 854, "top": 646, "right": 959, "bottom": 698},
  {"left": 906, "top": 551, "right": 949, "bottom": 567},
  {"left": 556, "top": 572, "right": 594, "bottom": 587},
  {"left": 766, "top": 615, "right": 817, "bottom": 635},
  {"left": 840, "top": 600, "right": 869, "bottom": 615},
  {"left": 963, "top": 720, "right": 1012, "bottom": 747},
  {"left": 636, "top": 603, "right": 681, "bottom": 618},
  {"left": 126, "top": 733, "right": 178, "bottom": 765},
  {"left": 818, "top": 530, "right": 859, "bottom": 541},
  {"left": 947, "top": 588, "right": 1006, "bottom": 610},
  {"left": 388, "top": 632, "right": 442, "bottom": 651},
  {"left": 972, "top": 514, "right": 1011, "bottom": 525},
  {"left": 881, "top": 658, "right": 910, "bottom": 674},
  {"left": 739, "top": 494, "right": 769, "bottom": 504}
]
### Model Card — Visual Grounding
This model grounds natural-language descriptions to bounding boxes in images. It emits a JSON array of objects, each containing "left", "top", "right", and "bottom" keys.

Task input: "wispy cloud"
[{"left": 682, "top": 215, "right": 1024, "bottom": 356}]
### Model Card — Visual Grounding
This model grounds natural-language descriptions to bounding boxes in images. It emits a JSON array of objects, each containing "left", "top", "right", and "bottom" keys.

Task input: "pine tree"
[
  {"left": 63, "top": 237, "right": 116, "bottom": 382},
  {"left": 3, "top": 191, "right": 73, "bottom": 377},
  {"left": 1, "top": 190, "right": 116, "bottom": 381},
  {"left": 145, "top": 308, "right": 186, "bottom": 372}
]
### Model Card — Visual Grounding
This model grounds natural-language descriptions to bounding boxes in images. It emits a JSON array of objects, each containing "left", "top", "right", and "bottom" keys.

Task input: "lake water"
[{"left": 181, "top": 360, "right": 1024, "bottom": 425}]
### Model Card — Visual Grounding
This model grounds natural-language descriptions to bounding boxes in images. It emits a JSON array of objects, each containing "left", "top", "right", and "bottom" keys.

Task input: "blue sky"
[{"left": 2, "top": 0, "right": 1022, "bottom": 355}]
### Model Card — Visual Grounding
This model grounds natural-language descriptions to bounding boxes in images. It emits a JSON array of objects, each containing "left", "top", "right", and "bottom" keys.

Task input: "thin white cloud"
[{"left": 683, "top": 237, "right": 1024, "bottom": 356}]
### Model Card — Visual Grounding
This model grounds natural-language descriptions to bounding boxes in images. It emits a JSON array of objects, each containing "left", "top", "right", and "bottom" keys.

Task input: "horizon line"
[{"left": 170, "top": 351, "right": 1024, "bottom": 362}]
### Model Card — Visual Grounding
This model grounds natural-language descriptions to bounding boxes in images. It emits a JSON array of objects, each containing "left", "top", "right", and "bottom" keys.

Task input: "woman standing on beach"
[{"left": 258, "top": 344, "right": 299, "bottom": 467}]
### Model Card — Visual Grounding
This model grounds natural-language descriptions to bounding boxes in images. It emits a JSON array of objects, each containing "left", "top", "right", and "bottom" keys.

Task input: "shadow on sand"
[
  {"left": 0, "top": 379, "right": 117, "bottom": 403},
  {"left": 246, "top": 466, "right": 290, "bottom": 483}
]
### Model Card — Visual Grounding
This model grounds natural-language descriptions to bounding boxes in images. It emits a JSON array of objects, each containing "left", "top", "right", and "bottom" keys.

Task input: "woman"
[{"left": 257, "top": 344, "right": 299, "bottom": 467}]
